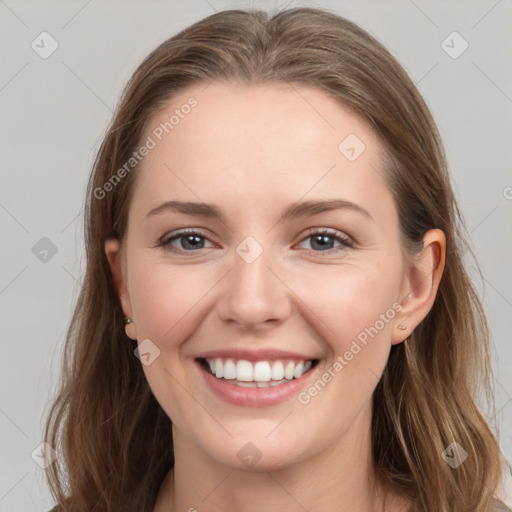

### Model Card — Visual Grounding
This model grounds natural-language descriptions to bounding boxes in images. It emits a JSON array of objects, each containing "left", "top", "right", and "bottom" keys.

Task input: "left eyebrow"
[
  {"left": 144, "top": 198, "right": 373, "bottom": 223},
  {"left": 278, "top": 198, "right": 373, "bottom": 223}
]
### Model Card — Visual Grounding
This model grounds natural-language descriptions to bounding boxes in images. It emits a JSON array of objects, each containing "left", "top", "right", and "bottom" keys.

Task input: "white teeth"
[
  {"left": 215, "top": 359, "right": 223, "bottom": 378},
  {"left": 204, "top": 357, "right": 314, "bottom": 384},
  {"left": 284, "top": 361, "right": 295, "bottom": 380},
  {"left": 293, "top": 361, "right": 304, "bottom": 379},
  {"left": 236, "top": 360, "right": 253, "bottom": 381},
  {"left": 271, "top": 361, "right": 284, "bottom": 381},
  {"left": 223, "top": 359, "right": 237, "bottom": 380},
  {"left": 253, "top": 361, "right": 272, "bottom": 382},
  {"left": 232, "top": 379, "right": 291, "bottom": 388}
]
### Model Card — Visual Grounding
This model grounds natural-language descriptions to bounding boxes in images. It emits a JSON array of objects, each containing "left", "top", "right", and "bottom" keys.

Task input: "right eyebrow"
[{"left": 145, "top": 200, "right": 225, "bottom": 221}]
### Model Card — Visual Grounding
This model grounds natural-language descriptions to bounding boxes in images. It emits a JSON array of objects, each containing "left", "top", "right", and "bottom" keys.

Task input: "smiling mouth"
[{"left": 197, "top": 357, "right": 319, "bottom": 388}]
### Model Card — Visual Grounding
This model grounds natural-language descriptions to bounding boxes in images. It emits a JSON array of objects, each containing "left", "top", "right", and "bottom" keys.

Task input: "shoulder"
[
  {"left": 46, "top": 501, "right": 512, "bottom": 512},
  {"left": 495, "top": 499, "right": 512, "bottom": 511}
]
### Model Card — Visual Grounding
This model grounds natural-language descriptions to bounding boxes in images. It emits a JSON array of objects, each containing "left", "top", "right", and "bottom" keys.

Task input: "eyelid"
[
  {"left": 297, "top": 227, "right": 354, "bottom": 255},
  {"left": 300, "top": 227, "right": 354, "bottom": 244},
  {"left": 158, "top": 228, "right": 213, "bottom": 249}
]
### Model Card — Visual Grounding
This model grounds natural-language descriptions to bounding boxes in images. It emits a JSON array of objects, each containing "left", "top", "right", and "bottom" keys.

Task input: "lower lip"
[{"left": 197, "top": 361, "right": 317, "bottom": 407}]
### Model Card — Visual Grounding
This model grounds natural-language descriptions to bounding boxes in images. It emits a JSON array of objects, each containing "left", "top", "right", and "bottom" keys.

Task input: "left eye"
[{"left": 297, "top": 229, "right": 353, "bottom": 254}]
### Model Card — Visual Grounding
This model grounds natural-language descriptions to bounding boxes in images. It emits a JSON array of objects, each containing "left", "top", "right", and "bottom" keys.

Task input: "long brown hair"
[{"left": 43, "top": 7, "right": 508, "bottom": 511}]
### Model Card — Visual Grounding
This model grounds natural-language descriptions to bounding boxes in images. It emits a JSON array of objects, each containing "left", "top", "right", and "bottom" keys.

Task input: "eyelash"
[{"left": 157, "top": 228, "right": 354, "bottom": 256}]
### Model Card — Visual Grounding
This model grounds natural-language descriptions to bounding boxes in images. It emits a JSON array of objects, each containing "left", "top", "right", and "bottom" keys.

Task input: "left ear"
[{"left": 391, "top": 228, "right": 446, "bottom": 345}]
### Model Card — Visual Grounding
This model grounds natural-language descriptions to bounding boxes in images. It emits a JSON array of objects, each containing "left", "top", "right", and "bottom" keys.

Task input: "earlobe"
[
  {"left": 104, "top": 238, "right": 137, "bottom": 340},
  {"left": 391, "top": 229, "right": 446, "bottom": 345}
]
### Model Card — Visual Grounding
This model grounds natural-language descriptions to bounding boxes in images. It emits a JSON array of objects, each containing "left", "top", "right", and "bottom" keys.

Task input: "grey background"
[{"left": 1, "top": 0, "right": 511, "bottom": 510}]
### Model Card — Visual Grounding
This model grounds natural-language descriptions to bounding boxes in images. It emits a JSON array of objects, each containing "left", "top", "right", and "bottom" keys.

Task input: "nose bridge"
[{"left": 217, "top": 234, "right": 290, "bottom": 328}]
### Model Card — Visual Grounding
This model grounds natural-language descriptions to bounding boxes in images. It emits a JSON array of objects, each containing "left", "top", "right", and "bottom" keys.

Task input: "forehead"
[{"left": 130, "top": 81, "right": 393, "bottom": 221}]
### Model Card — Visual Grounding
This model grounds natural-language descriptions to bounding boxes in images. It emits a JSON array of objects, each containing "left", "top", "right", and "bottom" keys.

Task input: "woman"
[{"left": 44, "top": 7, "right": 511, "bottom": 512}]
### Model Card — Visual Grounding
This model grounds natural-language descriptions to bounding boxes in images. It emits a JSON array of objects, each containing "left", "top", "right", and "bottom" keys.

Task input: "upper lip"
[{"left": 195, "top": 348, "right": 318, "bottom": 362}]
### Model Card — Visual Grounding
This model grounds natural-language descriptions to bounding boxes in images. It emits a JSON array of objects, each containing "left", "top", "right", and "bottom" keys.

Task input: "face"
[{"left": 106, "top": 81, "right": 437, "bottom": 472}]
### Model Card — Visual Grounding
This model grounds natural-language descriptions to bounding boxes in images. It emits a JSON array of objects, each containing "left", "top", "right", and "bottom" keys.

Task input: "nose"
[{"left": 216, "top": 241, "right": 292, "bottom": 331}]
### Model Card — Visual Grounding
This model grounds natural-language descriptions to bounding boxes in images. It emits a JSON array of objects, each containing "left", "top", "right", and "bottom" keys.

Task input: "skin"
[{"left": 105, "top": 81, "right": 445, "bottom": 512}]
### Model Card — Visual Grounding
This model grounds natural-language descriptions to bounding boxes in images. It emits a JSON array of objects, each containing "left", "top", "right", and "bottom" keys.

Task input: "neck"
[{"left": 153, "top": 403, "right": 408, "bottom": 512}]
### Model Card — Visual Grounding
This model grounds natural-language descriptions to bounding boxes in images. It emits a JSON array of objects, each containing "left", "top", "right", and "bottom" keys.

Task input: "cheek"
[
  {"left": 287, "top": 265, "right": 402, "bottom": 436},
  {"left": 127, "top": 259, "right": 217, "bottom": 425},
  {"left": 294, "top": 262, "right": 402, "bottom": 359},
  {"left": 129, "top": 258, "right": 212, "bottom": 345}
]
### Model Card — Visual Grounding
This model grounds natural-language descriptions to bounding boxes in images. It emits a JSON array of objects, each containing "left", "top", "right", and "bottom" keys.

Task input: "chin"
[{"left": 198, "top": 430, "right": 310, "bottom": 474}]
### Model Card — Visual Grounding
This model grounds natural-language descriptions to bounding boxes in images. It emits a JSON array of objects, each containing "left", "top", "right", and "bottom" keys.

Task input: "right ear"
[{"left": 105, "top": 238, "right": 137, "bottom": 340}]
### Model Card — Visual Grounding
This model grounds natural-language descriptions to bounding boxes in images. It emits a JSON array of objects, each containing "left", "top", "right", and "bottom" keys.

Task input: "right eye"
[{"left": 159, "top": 229, "right": 215, "bottom": 253}]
